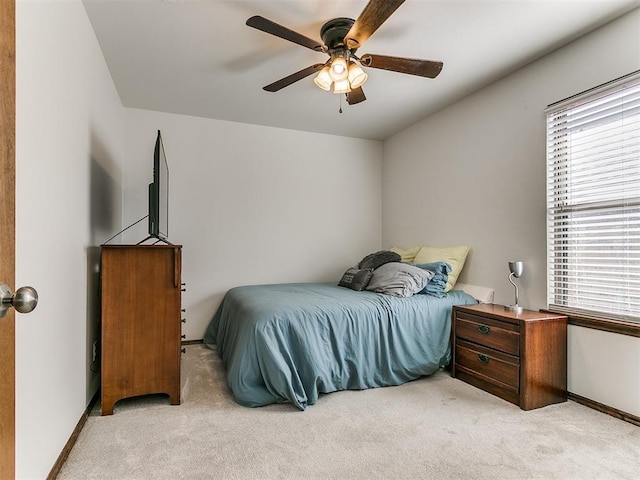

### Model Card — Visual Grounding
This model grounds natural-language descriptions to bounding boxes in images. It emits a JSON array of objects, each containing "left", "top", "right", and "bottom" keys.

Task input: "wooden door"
[{"left": 0, "top": 0, "right": 16, "bottom": 477}]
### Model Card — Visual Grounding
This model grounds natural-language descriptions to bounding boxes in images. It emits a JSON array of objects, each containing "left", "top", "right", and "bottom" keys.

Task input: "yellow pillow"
[
  {"left": 413, "top": 245, "right": 470, "bottom": 292},
  {"left": 389, "top": 246, "right": 421, "bottom": 263}
]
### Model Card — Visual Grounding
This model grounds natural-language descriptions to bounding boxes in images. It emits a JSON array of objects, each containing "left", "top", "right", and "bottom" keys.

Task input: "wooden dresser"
[
  {"left": 100, "top": 244, "right": 183, "bottom": 415},
  {"left": 451, "top": 304, "right": 567, "bottom": 410}
]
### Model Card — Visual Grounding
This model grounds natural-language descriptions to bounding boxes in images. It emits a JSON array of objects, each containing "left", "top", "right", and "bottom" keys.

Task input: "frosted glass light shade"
[
  {"left": 314, "top": 66, "right": 332, "bottom": 91},
  {"left": 333, "top": 79, "right": 351, "bottom": 94},
  {"left": 348, "top": 62, "right": 368, "bottom": 89},
  {"left": 329, "top": 57, "right": 348, "bottom": 81}
]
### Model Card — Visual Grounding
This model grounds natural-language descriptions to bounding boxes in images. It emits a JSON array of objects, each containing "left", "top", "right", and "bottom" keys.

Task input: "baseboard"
[
  {"left": 182, "top": 338, "right": 203, "bottom": 346},
  {"left": 568, "top": 392, "right": 640, "bottom": 427},
  {"left": 47, "top": 391, "right": 99, "bottom": 480}
]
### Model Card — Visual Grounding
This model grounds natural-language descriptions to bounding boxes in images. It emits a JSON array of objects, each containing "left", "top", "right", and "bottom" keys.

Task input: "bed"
[{"left": 203, "top": 280, "right": 493, "bottom": 410}]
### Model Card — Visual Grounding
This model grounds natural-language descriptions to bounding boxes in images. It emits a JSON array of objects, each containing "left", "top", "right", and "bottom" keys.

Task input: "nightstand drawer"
[
  {"left": 455, "top": 312, "right": 520, "bottom": 356},
  {"left": 455, "top": 340, "right": 519, "bottom": 389}
]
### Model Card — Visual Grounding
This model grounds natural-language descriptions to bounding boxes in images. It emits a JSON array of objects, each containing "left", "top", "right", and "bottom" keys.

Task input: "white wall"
[
  {"left": 382, "top": 8, "right": 640, "bottom": 417},
  {"left": 15, "top": 1, "right": 124, "bottom": 478},
  {"left": 116, "top": 109, "right": 382, "bottom": 340},
  {"left": 568, "top": 325, "right": 640, "bottom": 416}
]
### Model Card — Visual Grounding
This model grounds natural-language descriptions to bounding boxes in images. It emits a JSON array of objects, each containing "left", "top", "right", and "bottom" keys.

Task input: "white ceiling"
[{"left": 83, "top": 0, "right": 640, "bottom": 140}]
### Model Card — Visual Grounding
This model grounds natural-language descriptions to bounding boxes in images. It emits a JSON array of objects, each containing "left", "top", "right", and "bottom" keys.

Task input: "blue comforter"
[{"left": 204, "top": 282, "right": 476, "bottom": 410}]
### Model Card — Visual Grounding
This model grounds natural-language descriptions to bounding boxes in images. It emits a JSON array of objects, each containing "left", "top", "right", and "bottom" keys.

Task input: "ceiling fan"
[{"left": 246, "top": 0, "right": 443, "bottom": 106}]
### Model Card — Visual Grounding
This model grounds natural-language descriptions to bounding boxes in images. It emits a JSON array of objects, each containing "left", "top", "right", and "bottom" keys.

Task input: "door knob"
[{"left": 0, "top": 284, "right": 38, "bottom": 318}]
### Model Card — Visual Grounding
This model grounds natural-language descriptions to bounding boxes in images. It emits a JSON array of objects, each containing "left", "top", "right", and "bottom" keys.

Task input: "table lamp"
[{"left": 505, "top": 261, "right": 524, "bottom": 314}]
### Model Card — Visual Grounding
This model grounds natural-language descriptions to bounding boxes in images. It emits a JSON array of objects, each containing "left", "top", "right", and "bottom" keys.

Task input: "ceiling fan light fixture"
[
  {"left": 247, "top": 2, "right": 445, "bottom": 105},
  {"left": 333, "top": 78, "right": 351, "bottom": 94},
  {"left": 314, "top": 66, "right": 332, "bottom": 91},
  {"left": 347, "top": 61, "right": 368, "bottom": 89},
  {"left": 328, "top": 55, "right": 348, "bottom": 82}
]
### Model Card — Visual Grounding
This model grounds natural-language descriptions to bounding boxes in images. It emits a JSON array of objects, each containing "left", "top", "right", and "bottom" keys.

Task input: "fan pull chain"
[{"left": 339, "top": 94, "right": 343, "bottom": 114}]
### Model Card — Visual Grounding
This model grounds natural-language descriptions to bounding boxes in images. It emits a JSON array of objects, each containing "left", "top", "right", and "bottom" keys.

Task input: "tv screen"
[{"left": 148, "top": 130, "right": 169, "bottom": 240}]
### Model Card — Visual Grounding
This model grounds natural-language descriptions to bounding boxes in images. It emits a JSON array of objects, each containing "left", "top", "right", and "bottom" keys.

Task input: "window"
[{"left": 546, "top": 71, "right": 640, "bottom": 325}]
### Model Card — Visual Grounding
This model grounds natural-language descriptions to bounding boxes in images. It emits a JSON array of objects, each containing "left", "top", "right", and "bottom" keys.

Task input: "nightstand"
[{"left": 451, "top": 304, "right": 567, "bottom": 410}]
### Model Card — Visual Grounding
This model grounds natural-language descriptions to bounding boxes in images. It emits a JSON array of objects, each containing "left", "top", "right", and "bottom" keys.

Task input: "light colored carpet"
[{"left": 57, "top": 344, "right": 639, "bottom": 480}]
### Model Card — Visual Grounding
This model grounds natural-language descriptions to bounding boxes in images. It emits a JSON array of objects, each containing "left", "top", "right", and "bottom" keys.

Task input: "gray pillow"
[
  {"left": 358, "top": 250, "right": 401, "bottom": 270},
  {"left": 338, "top": 267, "right": 374, "bottom": 291},
  {"left": 366, "top": 262, "right": 434, "bottom": 297}
]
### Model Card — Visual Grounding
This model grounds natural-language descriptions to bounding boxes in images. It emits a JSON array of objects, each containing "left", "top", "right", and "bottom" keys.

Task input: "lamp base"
[{"left": 504, "top": 304, "right": 523, "bottom": 314}]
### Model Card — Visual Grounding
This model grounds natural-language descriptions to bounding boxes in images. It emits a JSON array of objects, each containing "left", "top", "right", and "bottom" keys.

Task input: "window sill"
[{"left": 541, "top": 309, "right": 640, "bottom": 338}]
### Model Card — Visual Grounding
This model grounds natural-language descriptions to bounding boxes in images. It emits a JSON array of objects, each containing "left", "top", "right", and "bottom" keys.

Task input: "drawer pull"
[
  {"left": 477, "top": 324, "right": 490, "bottom": 334},
  {"left": 478, "top": 354, "right": 490, "bottom": 364}
]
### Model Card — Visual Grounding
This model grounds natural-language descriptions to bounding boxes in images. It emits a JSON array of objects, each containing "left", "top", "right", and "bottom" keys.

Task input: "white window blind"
[{"left": 546, "top": 71, "right": 640, "bottom": 322}]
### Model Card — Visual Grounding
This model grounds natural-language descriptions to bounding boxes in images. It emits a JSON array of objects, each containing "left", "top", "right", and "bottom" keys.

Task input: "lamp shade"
[
  {"left": 314, "top": 66, "right": 332, "bottom": 91},
  {"left": 509, "top": 261, "right": 524, "bottom": 278},
  {"left": 333, "top": 79, "right": 351, "bottom": 94},
  {"left": 348, "top": 62, "right": 368, "bottom": 89},
  {"left": 329, "top": 56, "right": 348, "bottom": 82}
]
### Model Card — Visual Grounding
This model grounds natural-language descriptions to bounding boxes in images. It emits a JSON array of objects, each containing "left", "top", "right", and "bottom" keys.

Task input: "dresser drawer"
[
  {"left": 455, "top": 340, "right": 519, "bottom": 389},
  {"left": 455, "top": 311, "right": 520, "bottom": 356}
]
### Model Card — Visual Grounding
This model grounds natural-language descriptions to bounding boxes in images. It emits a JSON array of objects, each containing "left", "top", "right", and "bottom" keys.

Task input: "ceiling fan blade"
[
  {"left": 346, "top": 86, "right": 366, "bottom": 105},
  {"left": 263, "top": 64, "right": 326, "bottom": 92},
  {"left": 247, "top": 16, "right": 325, "bottom": 52},
  {"left": 344, "top": 0, "right": 406, "bottom": 50},
  {"left": 360, "top": 54, "right": 443, "bottom": 78}
]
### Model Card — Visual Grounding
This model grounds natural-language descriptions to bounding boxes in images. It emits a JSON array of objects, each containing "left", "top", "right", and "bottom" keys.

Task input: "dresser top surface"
[
  {"left": 455, "top": 303, "right": 567, "bottom": 323},
  {"left": 101, "top": 244, "right": 182, "bottom": 249}
]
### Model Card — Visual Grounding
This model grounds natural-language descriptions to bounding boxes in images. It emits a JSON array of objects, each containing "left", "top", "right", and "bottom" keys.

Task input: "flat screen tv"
[{"left": 148, "top": 130, "right": 169, "bottom": 242}]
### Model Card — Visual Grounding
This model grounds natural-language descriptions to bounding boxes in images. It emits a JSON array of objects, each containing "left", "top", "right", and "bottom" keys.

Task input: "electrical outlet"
[{"left": 92, "top": 340, "right": 98, "bottom": 362}]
